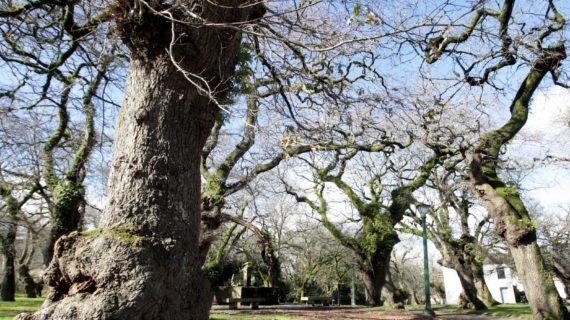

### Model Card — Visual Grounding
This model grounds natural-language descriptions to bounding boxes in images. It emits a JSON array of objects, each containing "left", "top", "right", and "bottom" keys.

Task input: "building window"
[{"left": 497, "top": 266, "right": 506, "bottom": 279}]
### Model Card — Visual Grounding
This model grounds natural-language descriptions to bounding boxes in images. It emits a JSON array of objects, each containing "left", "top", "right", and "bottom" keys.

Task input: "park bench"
[
  {"left": 301, "top": 295, "right": 331, "bottom": 306},
  {"left": 224, "top": 297, "right": 265, "bottom": 310}
]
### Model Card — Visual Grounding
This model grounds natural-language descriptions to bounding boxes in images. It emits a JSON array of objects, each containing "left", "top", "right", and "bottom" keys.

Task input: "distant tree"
[{"left": 285, "top": 142, "right": 449, "bottom": 306}]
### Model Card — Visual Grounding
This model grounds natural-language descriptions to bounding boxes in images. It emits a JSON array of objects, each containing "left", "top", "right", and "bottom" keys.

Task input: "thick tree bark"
[
  {"left": 361, "top": 268, "right": 384, "bottom": 306},
  {"left": 469, "top": 45, "right": 568, "bottom": 320},
  {"left": 454, "top": 264, "right": 487, "bottom": 310},
  {"left": 441, "top": 243, "right": 496, "bottom": 309},
  {"left": 360, "top": 247, "right": 392, "bottom": 306},
  {"left": 0, "top": 223, "right": 17, "bottom": 302},
  {"left": 383, "top": 269, "right": 406, "bottom": 309},
  {"left": 16, "top": 1, "right": 264, "bottom": 319},
  {"left": 472, "top": 262, "right": 497, "bottom": 307}
]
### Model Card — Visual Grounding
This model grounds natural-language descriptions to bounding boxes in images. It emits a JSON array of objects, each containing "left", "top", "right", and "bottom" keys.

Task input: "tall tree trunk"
[
  {"left": 472, "top": 262, "right": 498, "bottom": 307},
  {"left": 360, "top": 252, "right": 391, "bottom": 306},
  {"left": 444, "top": 248, "right": 497, "bottom": 309},
  {"left": 1, "top": 223, "right": 17, "bottom": 302},
  {"left": 469, "top": 45, "right": 568, "bottom": 320},
  {"left": 16, "top": 2, "right": 264, "bottom": 318},
  {"left": 383, "top": 268, "right": 406, "bottom": 309},
  {"left": 361, "top": 268, "right": 383, "bottom": 306},
  {"left": 18, "top": 232, "right": 42, "bottom": 298},
  {"left": 455, "top": 265, "right": 487, "bottom": 310}
]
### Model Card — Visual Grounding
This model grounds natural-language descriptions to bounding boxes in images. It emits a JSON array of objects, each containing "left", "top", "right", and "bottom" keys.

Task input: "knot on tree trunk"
[
  {"left": 112, "top": 0, "right": 266, "bottom": 61},
  {"left": 44, "top": 234, "right": 99, "bottom": 302}
]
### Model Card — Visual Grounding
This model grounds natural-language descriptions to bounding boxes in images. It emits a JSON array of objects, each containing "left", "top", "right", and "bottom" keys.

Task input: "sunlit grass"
[{"left": 0, "top": 295, "right": 44, "bottom": 320}]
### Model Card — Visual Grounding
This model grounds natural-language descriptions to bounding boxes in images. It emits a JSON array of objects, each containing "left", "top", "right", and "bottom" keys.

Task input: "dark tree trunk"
[
  {"left": 360, "top": 250, "right": 392, "bottom": 307},
  {"left": 16, "top": 2, "right": 264, "bottom": 319},
  {"left": 1, "top": 223, "right": 17, "bottom": 302},
  {"left": 361, "top": 268, "right": 383, "bottom": 306}
]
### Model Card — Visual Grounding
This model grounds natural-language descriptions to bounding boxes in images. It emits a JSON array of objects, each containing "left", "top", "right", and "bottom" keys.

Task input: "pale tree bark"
[
  {"left": 469, "top": 45, "right": 569, "bottom": 320},
  {"left": 16, "top": 1, "right": 265, "bottom": 319}
]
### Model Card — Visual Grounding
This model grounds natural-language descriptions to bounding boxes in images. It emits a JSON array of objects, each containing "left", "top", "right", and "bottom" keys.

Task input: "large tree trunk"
[
  {"left": 511, "top": 243, "right": 568, "bottom": 318},
  {"left": 1, "top": 223, "right": 17, "bottom": 301},
  {"left": 383, "top": 268, "right": 406, "bottom": 309},
  {"left": 361, "top": 268, "right": 383, "bottom": 306},
  {"left": 472, "top": 262, "right": 498, "bottom": 307},
  {"left": 455, "top": 265, "right": 487, "bottom": 310},
  {"left": 443, "top": 247, "right": 497, "bottom": 309},
  {"left": 442, "top": 251, "right": 487, "bottom": 310},
  {"left": 469, "top": 45, "right": 568, "bottom": 320},
  {"left": 16, "top": 2, "right": 263, "bottom": 319},
  {"left": 360, "top": 251, "right": 391, "bottom": 306}
]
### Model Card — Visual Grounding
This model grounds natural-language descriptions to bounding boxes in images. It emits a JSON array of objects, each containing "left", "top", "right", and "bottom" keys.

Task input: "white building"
[
  {"left": 442, "top": 264, "right": 569, "bottom": 304},
  {"left": 442, "top": 264, "right": 518, "bottom": 304}
]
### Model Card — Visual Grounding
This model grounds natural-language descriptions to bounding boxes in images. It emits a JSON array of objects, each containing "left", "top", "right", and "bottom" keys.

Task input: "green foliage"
[
  {"left": 103, "top": 226, "right": 148, "bottom": 244},
  {"left": 202, "top": 170, "right": 225, "bottom": 206},
  {"left": 203, "top": 259, "right": 224, "bottom": 286},
  {"left": 225, "top": 41, "right": 254, "bottom": 104},
  {"left": 51, "top": 180, "right": 83, "bottom": 238}
]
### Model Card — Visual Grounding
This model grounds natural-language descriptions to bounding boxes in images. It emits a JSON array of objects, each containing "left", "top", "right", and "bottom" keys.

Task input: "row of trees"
[{"left": 0, "top": 0, "right": 569, "bottom": 319}]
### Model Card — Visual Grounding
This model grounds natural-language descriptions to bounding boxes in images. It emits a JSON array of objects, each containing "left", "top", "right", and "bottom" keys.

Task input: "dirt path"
[{"left": 212, "top": 305, "right": 524, "bottom": 320}]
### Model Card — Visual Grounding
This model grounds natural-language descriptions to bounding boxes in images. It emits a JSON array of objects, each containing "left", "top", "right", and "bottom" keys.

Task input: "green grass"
[
  {"left": 0, "top": 297, "right": 304, "bottom": 320},
  {"left": 0, "top": 295, "right": 44, "bottom": 320}
]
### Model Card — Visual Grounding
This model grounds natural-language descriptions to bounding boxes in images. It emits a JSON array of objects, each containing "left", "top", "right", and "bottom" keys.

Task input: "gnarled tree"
[
  {"left": 11, "top": 0, "right": 266, "bottom": 318},
  {"left": 285, "top": 144, "right": 447, "bottom": 306},
  {"left": 418, "top": 1, "right": 569, "bottom": 318}
]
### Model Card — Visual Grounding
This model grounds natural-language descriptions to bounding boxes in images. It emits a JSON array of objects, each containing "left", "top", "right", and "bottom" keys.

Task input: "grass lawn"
[{"left": 0, "top": 295, "right": 44, "bottom": 320}]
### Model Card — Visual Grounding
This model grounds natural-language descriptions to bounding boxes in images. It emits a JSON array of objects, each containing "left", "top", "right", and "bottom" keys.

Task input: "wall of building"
[
  {"left": 442, "top": 264, "right": 516, "bottom": 304},
  {"left": 482, "top": 264, "right": 517, "bottom": 303},
  {"left": 554, "top": 279, "right": 567, "bottom": 300}
]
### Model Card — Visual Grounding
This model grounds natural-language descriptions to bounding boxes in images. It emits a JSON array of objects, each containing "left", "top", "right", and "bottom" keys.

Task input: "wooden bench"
[
  {"left": 301, "top": 295, "right": 331, "bottom": 306},
  {"left": 223, "top": 297, "right": 265, "bottom": 310}
]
